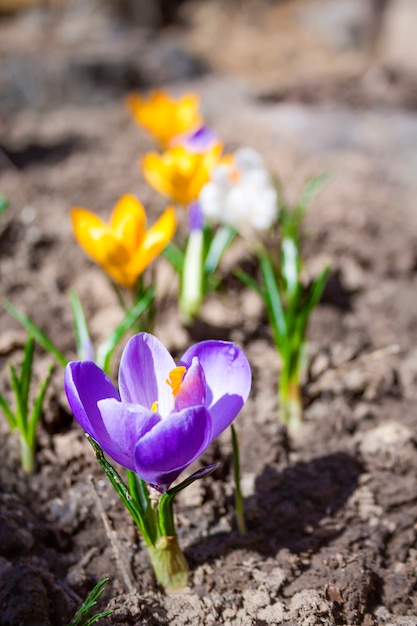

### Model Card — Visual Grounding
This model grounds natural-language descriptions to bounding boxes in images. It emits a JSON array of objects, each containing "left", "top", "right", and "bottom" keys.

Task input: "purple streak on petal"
[
  {"left": 174, "top": 357, "right": 206, "bottom": 412},
  {"left": 118, "top": 333, "right": 175, "bottom": 417},
  {"left": 134, "top": 406, "right": 212, "bottom": 486},
  {"left": 180, "top": 126, "right": 217, "bottom": 153},
  {"left": 97, "top": 398, "right": 161, "bottom": 471},
  {"left": 188, "top": 201, "right": 204, "bottom": 232},
  {"left": 64, "top": 361, "right": 120, "bottom": 447},
  {"left": 179, "top": 341, "right": 251, "bottom": 440}
]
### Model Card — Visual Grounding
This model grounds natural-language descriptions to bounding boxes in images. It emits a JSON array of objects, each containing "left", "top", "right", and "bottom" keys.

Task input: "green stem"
[
  {"left": 132, "top": 274, "right": 155, "bottom": 333},
  {"left": 231, "top": 425, "right": 246, "bottom": 535},
  {"left": 278, "top": 374, "right": 303, "bottom": 436},
  {"left": 179, "top": 229, "right": 204, "bottom": 325},
  {"left": 147, "top": 536, "right": 189, "bottom": 593},
  {"left": 20, "top": 434, "right": 34, "bottom": 473}
]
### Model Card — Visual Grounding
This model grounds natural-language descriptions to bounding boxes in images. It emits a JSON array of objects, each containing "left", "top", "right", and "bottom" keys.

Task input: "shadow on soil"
[{"left": 187, "top": 451, "right": 362, "bottom": 564}]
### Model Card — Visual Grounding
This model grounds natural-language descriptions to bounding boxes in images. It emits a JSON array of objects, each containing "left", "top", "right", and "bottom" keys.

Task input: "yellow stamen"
[
  {"left": 166, "top": 366, "right": 187, "bottom": 398},
  {"left": 151, "top": 400, "right": 159, "bottom": 412}
]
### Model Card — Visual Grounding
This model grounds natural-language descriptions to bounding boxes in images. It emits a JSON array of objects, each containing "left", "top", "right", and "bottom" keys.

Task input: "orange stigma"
[{"left": 166, "top": 366, "right": 187, "bottom": 398}]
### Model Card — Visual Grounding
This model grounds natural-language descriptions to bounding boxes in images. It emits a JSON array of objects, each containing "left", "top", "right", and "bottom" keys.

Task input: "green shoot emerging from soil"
[
  {"left": 238, "top": 174, "right": 329, "bottom": 435},
  {"left": 68, "top": 577, "right": 112, "bottom": 626},
  {"left": 164, "top": 208, "right": 236, "bottom": 325},
  {"left": 4, "top": 286, "right": 154, "bottom": 376},
  {"left": 0, "top": 335, "right": 53, "bottom": 472},
  {"left": 89, "top": 437, "right": 218, "bottom": 592}
]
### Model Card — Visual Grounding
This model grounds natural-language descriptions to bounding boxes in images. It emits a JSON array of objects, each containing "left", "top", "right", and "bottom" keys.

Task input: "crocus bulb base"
[
  {"left": 148, "top": 536, "right": 189, "bottom": 593},
  {"left": 279, "top": 380, "right": 303, "bottom": 437},
  {"left": 20, "top": 434, "right": 34, "bottom": 473}
]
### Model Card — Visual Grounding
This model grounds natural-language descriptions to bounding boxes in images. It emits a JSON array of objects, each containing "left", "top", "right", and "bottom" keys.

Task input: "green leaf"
[
  {"left": 18, "top": 335, "right": 35, "bottom": 412},
  {"left": 234, "top": 268, "right": 263, "bottom": 297},
  {"left": 0, "top": 393, "right": 16, "bottom": 429},
  {"left": 68, "top": 577, "right": 112, "bottom": 626},
  {"left": 167, "top": 463, "right": 218, "bottom": 498},
  {"left": 271, "top": 172, "right": 287, "bottom": 213},
  {"left": 179, "top": 229, "right": 205, "bottom": 324},
  {"left": 4, "top": 301, "right": 68, "bottom": 367},
  {"left": 86, "top": 436, "right": 153, "bottom": 545},
  {"left": 294, "top": 172, "right": 329, "bottom": 224},
  {"left": 158, "top": 464, "right": 218, "bottom": 537},
  {"left": 27, "top": 363, "right": 54, "bottom": 446},
  {"left": 281, "top": 237, "right": 299, "bottom": 301},
  {"left": 69, "top": 289, "right": 94, "bottom": 361},
  {"left": 0, "top": 194, "right": 8, "bottom": 218},
  {"left": 204, "top": 224, "right": 236, "bottom": 275},
  {"left": 163, "top": 242, "right": 185, "bottom": 274},
  {"left": 9, "top": 363, "right": 26, "bottom": 432},
  {"left": 260, "top": 253, "right": 287, "bottom": 342},
  {"left": 95, "top": 286, "right": 155, "bottom": 374},
  {"left": 127, "top": 470, "right": 151, "bottom": 517},
  {"left": 305, "top": 264, "right": 330, "bottom": 316},
  {"left": 231, "top": 424, "right": 245, "bottom": 534}
]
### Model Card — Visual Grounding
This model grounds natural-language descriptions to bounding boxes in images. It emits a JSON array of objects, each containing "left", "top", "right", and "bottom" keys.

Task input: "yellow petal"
[
  {"left": 126, "top": 90, "right": 202, "bottom": 148},
  {"left": 130, "top": 206, "right": 177, "bottom": 277},
  {"left": 143, "top": 144, "right": 222, "bottom": 206},
  {"left": 71, "top": 208, "right": 110, "bottom": 263},
  {"left": 110, "top": 194, "right": 146, "bottom": 253},
  {"left": 142, "top": 152, "right": 185, "bottom": 204},
  {"left": 71, "top": 207, "right": 134, "bottom": 285}
]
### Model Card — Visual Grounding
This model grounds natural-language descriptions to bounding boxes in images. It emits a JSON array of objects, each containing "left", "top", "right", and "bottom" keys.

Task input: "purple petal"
[
  {"left": 134, "top": 406, "right": 212, "bottom": 487},
  {"left": 188, "top": 201, "right": 204, "bottom": 232},
  {"left": 179, "top": 341, "right": 251, "bottom": 440},
  {"left": 174, "top": 357, "right": 206, "bottom": 412},
  {"left": 176, "top": 125, "right": 217, "bottom": 153},
  {"left": 97, "top": 398, "right": 161, "bottom": 470},
  {"left": 64, "top": 361, "right": 120, "bottom": 448},
  {"left": 118, "top": 333, "right": 176, "bottom": 417}
]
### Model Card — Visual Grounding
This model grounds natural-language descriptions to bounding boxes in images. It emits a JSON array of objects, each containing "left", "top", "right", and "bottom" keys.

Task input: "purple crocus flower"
[{"left": 65, "top": 333, "right": 251, "bottom": 490}]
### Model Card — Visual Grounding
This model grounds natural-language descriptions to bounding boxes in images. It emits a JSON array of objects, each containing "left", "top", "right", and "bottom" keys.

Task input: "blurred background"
[{"left": 0, "top": 0, "right": 416, "bottom": 115}]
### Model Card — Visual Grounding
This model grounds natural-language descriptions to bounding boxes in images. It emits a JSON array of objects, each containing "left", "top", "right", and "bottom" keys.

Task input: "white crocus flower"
[{"left": 199, "top": 147, "right": 278, "bottom": 231}]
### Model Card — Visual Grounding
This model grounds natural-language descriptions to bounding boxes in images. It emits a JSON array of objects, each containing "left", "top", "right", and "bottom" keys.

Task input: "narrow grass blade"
[
  {"left": 95, "top": 286, "right": 155, "bottom": 373},
  {"left": 4, "top": 301, "right": 67, "bottom": 367},
  {"left": 68, "top": 577, "right": 112, "bottom": 626},
  {"left": 69, "top": 289, "right": 94, "bottom": 361},
  {"left": 204, "top": 224, "right": 236, "bottom": 275}
]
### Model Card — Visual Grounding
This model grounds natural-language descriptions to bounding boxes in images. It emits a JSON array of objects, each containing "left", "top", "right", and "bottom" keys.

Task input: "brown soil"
[{"left": 1, "top": 1, "right": 417, "bottom": 624}]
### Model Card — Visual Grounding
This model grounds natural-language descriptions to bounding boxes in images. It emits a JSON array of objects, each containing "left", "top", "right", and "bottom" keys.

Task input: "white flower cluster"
[{"left": 199, "top": 148, "right": 278, "bottom": 231}]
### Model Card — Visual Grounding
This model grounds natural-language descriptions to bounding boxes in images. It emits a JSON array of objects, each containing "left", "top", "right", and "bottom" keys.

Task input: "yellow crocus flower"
[
  {"left": 71, "top": 195, "right": 176, "bottom": 288},
  {"left": 143, "top": 144, "right": 222, "bottom": 206},
  {"left": 126, "top": 90, "right": 202, "bottom": 149}
]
